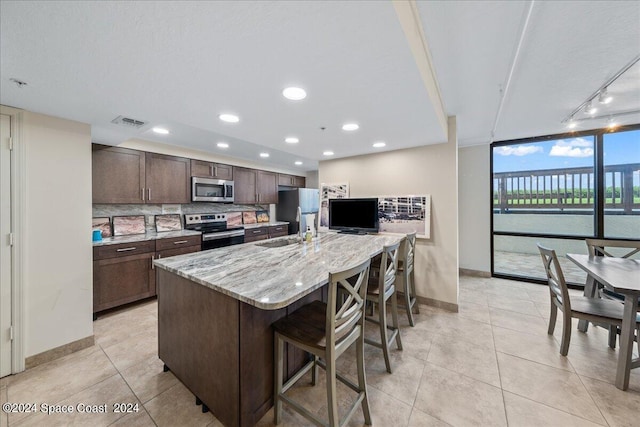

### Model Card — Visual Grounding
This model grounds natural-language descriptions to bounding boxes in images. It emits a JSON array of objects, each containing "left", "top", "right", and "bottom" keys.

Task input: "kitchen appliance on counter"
[
  {"left": 276, "top": 188, "right": 320, "bottom": 237},
  {"left": 184, "top": 213, "right": 244, "bottom": 250},
  {"left": 192, "top": 177, "right": 234, "bottom": 203}
]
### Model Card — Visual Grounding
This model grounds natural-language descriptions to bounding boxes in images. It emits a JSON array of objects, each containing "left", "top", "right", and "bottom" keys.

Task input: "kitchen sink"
[{"left": 255, "top": 238, "right": 301, "bottom": 248}]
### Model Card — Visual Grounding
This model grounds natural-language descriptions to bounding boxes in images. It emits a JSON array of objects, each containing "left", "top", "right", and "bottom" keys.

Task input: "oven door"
[
  {"left": 202, "top": 229, "right": 245, "bottom": 250},
  {"left": 192, "top": 177, "right": 234, "bottom": 202}
]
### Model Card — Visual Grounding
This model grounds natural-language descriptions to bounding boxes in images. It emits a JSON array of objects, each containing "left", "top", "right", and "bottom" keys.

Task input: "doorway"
[{"left": 1, "top": 113, "right": 12, "bottom": 377}]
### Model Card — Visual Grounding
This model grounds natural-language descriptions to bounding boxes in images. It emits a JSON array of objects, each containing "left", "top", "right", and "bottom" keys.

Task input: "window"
[{"left": 491, "top": 125, "right": 640, "bottom": 285}]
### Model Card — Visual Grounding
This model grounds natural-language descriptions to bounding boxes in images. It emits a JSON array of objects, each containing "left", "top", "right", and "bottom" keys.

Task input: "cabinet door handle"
[
  {"left": 141, "top": 188, "right": 145, "bottom": 201},
  {"left": 173, "top": 240, "right": 188, "bottom": 245},
  {"left": 214, "top": 166, "right": 218, "bottom": 176},
  {"left": 116, "top": 247, "right": 137, "bottom": 252},
  {"left": 252, "top": 230, "right": 261, "bottom": 234},
  {"left": 151, "top": 254, "right": 155, "bottom": 270},
  {"left": 147, "top": 188, "right": 151, "bottom": 200},
  {"left": 210, "top": 165, "right": 213, "bottom": 176}
]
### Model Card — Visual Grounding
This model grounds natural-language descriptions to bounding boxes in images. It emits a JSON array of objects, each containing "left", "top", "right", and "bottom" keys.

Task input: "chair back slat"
[
  {"left": 585, "top": 239, "right": 640, "bottom": 259},
  {"left": 379, "top": 241, "right": 401, "bottom": 293},
  {"left": 404, "top": 232, "right": 416, "bottom": 273},
  {"left": 327, "top": 258, "right": 371, "bottom": 343},
  {"left": 537, "top": 244, "right": 570, "bottom": 310}
]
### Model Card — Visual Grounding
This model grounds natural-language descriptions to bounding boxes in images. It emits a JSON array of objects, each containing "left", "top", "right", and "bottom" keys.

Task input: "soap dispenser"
[{"left": 305, "top": 226, "right": 312, "bottom": 243}]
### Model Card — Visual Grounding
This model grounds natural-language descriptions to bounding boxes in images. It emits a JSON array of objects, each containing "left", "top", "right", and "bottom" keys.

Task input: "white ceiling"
[{"left": 1, "top": 1, "right": 639, "bottom": 172}]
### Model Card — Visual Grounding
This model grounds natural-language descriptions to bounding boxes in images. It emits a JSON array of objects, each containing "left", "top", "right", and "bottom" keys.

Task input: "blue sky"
[{"left": 493, "top": 129, "right": 640, "bottom": 174}]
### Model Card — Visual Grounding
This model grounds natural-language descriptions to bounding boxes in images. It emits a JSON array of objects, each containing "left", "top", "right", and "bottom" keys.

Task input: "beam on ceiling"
[{"left": 393, "top": 0, "right": 448, "bottom": 140}]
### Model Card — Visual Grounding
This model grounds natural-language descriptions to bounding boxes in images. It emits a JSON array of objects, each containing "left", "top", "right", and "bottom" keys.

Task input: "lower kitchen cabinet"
[
  {"left": 268, "top": 224, "right": 288, "bottom": 238},
  {"left": 244, "top": 227, "right": 269, "bottom": 243},
  {"left": 93, "top": 248, "right": 156, "bottom": 315}
]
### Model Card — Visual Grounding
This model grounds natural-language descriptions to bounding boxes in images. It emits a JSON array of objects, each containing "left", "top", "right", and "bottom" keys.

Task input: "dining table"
[{"left": 567, "top": 253, "right": 640, "bottom": 390}]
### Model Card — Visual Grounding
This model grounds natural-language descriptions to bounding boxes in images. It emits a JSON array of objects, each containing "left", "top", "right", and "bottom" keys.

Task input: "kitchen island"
[{"left": 153, "top": 232, "right": 403, "bottom": 427}]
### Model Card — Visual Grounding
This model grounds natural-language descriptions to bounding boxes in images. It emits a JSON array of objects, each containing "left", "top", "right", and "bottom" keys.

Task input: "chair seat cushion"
[
  {"left": 272, "top": 300, "right": 330, "bottom": 350},
  {"left": 571, "top": 296, "right": 640, "bottom": 323}
]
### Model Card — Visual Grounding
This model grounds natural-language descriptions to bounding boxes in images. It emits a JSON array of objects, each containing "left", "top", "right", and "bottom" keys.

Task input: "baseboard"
[
  {"left": 459, "top": 268, "right": 491, "bottom": 278},
  {"left": 417, "top": 295, "right": 458, "bottom": 313},
  {"left": 25, "top": 335, "right": 95, "bottom": 369}
]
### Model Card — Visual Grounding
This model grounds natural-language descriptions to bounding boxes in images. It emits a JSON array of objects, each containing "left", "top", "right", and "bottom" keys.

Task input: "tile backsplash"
[{"left": 93, "top": 203, "right": 269, "bottom": 231}]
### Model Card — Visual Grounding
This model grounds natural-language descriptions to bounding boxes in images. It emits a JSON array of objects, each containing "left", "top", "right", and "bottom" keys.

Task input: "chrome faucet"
[{"left": 296, "top": 206, "right": 303, "bottom": 239}]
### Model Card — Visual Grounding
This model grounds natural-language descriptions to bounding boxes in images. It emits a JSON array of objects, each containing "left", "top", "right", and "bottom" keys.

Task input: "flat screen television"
[{"left": 329, "top": 198, "right": 379, "bottom": 234}]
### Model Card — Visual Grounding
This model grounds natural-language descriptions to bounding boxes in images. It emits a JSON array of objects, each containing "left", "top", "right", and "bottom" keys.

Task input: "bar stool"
[
  {"left": 365, "top": 241, "right": 403, "bottom": 373},
  {"left": 273, "top": 258, "right": 373, "bottom": 427},
  {"left": 397, "top": 232, "right": 419, "bottom": 326}
]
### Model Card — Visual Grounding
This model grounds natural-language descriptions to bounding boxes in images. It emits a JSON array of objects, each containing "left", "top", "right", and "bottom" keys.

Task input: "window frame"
[{"left": 490, "top": 123, "right": 640, "bottom": 287}]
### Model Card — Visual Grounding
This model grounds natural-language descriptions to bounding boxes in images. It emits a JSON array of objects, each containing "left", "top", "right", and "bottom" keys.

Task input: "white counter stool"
[
  {"left": 273, "top": 258, "right": 373, "bottom": 427},
  {"left": 365, "top": 241, "right": 403, "bottom": 374},
  {"left": 397, "top": 232, "right": 419, "bottom": 326}
]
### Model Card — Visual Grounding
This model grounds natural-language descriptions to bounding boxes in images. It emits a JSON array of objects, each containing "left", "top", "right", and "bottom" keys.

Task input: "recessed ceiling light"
[
  {"left": 152, "top": 127, "right": 169, "bottom": 135},
  {"left": 567, "top": 122, "right": 577, "bottom": 129},
  {"left": 282, "top": 87, "right": 307, "bottom": 101},
  {"left": 217, "top": 142, "right": 229, "bottom": 148},
  {"left": 295, "top": 161, "right": 303, "bottom": 166},
  {"left": 219, "top": 113, "right": 240, "bottom": 123},
  {"left": 323, "top": 151, "right": 334, "bottom": 156},
  {"left": 342, "top": 123, "right": 359, "bottom": 131},
  {"left": 285, "top": 137, "right": 299, "bottom": 144},
  {"left": 260, "top": 152, "right": 270, "bottom": 158},
  {"left": 372, "top": 141, "right": 386, "bottom": 148}
]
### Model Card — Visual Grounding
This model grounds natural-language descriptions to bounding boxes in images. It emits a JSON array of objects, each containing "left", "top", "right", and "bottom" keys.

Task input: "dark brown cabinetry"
[
  {"left": 92, "top": 146, "right": 190, "bottom": 204},
  {"left": 92, "top": 145, "right": 146, "bottom": 204},
  {"left": 191, "top": 160, "right": 233, "bottom": 180},
  {"left": 155, "top": 235, "right": 201, "bottom": 259},
  {"left": 268, "top": 225, "right": 288, "bottom": 238},
  {"left": 257, "top": 170, "right": 278, "bottom": 204},
  {"left": 277, "top": 173, "right": 306, "bottom": 188},
  {"left": 233, "top": 167, "right": 279, "bottom": 205},
  {"left": 145, "top": 153, "right": 191, "bottom": 203},
  {"left": 93, "top": 240, "right": 156, "bottom": 314},
  {"left": 233, "top": 167, "right": 258, "bottom": 204},
  {"left": 244, "top": 227, "right": 269, "bottom": 243}
]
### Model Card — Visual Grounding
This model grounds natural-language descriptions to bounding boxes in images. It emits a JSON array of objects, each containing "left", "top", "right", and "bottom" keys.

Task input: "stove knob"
[{"left": 189, "top": 217, "right": 193, "bottom": 220}]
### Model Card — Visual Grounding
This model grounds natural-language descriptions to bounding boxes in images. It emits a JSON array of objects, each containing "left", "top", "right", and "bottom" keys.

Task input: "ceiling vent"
[{"left": 111, "top": 115, "right": 147, "bottom": 128}]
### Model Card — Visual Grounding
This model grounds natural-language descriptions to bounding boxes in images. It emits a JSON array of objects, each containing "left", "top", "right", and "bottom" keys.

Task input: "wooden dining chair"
[
  {"left": 584, "top": 239, "right": 640, "bottom": 347},
  {"left": 537, "top": 244, "right": 640, "bottom": 357},
  {"left": 365, "top": 241, "right": 403, "bottom": 373},
  {"left": 273, "top": 258, "right": 372, "bottom": 427},
  {"left": 397, "top": 233, "right": 419, "bottom": 327}
]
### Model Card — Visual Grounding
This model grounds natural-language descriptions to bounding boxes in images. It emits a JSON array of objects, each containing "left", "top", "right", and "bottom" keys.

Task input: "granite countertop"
[
  {"left": 153, "top": 232, "right": 403, "bottom": 310},
  {"left": 93, "top": 229, "right": 201, "bottom": 247},
  {"left": 243, "top": 221, "right": 289, "bottom": 229}
]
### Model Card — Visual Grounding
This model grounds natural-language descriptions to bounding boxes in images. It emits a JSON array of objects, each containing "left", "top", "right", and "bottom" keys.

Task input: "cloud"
[
  {"left": 550, "top": 138, "right": 594, "bottom": 157},
  {"left": 494, "top": 145, "right": 543, "bottom": 156}
]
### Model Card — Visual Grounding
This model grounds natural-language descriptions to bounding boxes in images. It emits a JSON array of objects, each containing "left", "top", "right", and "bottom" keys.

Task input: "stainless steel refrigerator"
[{"left": 276, "top": 188, "right": 320, "bottom": 236}]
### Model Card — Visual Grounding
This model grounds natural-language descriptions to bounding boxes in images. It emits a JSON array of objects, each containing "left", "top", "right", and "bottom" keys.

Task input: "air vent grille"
[{"left": 111, "top": 115, "right": 147, "bottom": 128}]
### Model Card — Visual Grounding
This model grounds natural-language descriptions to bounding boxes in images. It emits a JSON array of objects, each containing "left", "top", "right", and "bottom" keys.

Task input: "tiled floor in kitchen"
[{"left": 1, "top": 275, "right": 639, "bottom": 427}]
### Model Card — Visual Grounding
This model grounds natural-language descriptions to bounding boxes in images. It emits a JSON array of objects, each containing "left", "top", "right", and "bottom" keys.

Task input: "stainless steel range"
[{"left": 184, "top": 213, "right": 245, "bottom": 250}]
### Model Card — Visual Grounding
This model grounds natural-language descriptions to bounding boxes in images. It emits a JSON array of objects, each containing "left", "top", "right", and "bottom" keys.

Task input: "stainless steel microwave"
[{"left": 192, "top": 177, "right": 234, "bottom": 203}]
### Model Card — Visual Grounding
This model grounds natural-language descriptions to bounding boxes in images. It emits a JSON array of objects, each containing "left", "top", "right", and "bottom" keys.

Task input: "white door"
[{"left": 0, "top": 114, "right": 12, "bottom": 377}]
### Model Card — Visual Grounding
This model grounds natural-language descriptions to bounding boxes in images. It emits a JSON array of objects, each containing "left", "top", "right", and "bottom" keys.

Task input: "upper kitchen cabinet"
[
  {"left": 277, "top": 173, "right": 306, "bottom": 188},
  {"left": 145, "top": 153, "right": 191, "bottom": 203},
  {"left": 92, "top": 145, "right": 190, "bottom": 204},
  {"left": 257, "top": 170, "right": 278, "bottom": 204},
  {"left": 92, "top": 145, "right": 146, "bottom": 204},
  {"left": 233, "top": 167, "right": 278, "bottom": 204},
  {"left": 233, "top": 167, "right": 258, "bottom": 204},
  {"left": 191, "top": 160, "right": 233, "bottom": 180}
]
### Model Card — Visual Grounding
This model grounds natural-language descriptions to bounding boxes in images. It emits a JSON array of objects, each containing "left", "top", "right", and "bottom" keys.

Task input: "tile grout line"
[
  {"left": 490, "top": 313, "right": 510, "bottom": 427},
  {"left": 573, "top": 370, "right": 612, "bottom": 427}
]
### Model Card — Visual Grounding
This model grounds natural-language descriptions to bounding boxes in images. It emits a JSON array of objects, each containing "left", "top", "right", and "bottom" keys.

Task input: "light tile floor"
[{"left": 1, "top": 275, "right": 639, "bottom": 427}]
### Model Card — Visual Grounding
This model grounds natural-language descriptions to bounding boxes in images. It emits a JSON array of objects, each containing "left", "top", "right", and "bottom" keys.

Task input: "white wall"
[
  {"left": 23, "top": 112, "right": 93, "bottom": 357},
  {"left": 318, "top": 117, "right": 459, "bottom": 306},
  {"left": 458, "top": 144, "right": 490, "bottom": 273}
]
